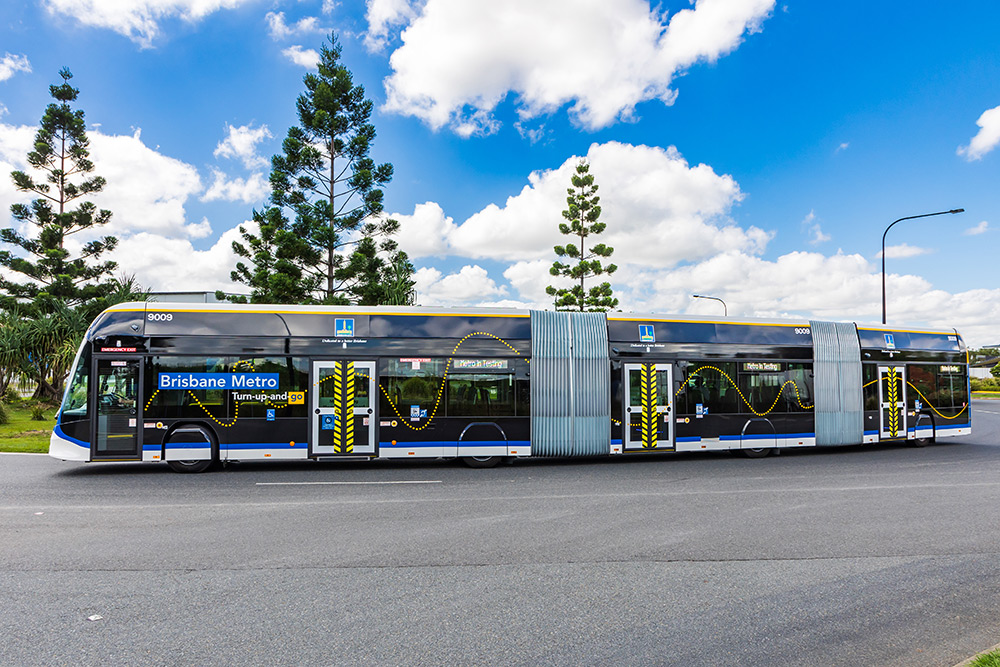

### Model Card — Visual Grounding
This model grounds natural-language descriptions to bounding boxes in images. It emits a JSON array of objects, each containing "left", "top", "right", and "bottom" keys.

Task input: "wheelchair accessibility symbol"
[{"left": 321, "top": 415, "right": 336, "bottom": 430}]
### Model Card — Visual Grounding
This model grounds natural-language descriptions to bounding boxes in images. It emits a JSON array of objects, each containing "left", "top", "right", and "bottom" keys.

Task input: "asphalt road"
[{"left": 2, "top": 401, "right": 1000, "bottom": 666}]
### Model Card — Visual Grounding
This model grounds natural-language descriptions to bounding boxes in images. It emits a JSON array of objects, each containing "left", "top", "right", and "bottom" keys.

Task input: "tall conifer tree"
[
  {"left": 546, "top": 160, "right": 618, "bottom": 311},
  {"left": 229, "top": 34, "right": 410, "bottom": 305},
  {"left": 1, "top": 67, "right": 117, "bottom": 312}
]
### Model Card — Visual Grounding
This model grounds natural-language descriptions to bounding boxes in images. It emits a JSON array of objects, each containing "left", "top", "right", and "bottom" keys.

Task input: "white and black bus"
[{"left": 50, "top": 303, "right": 971, "bottom": 472}]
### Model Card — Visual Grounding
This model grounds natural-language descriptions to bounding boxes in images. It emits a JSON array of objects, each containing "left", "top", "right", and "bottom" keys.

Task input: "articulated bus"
[{"left": 50, "top": 303, "right": 971, "bottom": 472}]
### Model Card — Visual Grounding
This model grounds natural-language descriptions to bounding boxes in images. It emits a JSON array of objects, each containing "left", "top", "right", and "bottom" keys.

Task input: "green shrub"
[
  {"left": 30, "top": 403, "right": 45, "bottom": 421},
  {"left": 2, "top": 386, "right": 20, "bottom": 404},
  {"left": 972, "top": 377, "right": 1000, "bottom": 392},
  {"left": 0, "top": 401, "right": 8, "bottom": 425}
]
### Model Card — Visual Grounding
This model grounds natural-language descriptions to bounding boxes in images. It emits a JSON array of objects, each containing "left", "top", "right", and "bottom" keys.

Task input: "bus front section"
[
  {"left": 50, "top": 338, "right": 93, "bottom": 461},
  {"left": 50, "top": 304, "right": 149, "bottom": 463}
]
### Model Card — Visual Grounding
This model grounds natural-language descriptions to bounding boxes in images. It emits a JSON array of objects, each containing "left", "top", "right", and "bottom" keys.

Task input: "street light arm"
[
  {"left": 692, "top": 294, "right": 727, "bottom": 316},
  {"left": 881, "top": 208, "right": 964, "bottom": 324}
]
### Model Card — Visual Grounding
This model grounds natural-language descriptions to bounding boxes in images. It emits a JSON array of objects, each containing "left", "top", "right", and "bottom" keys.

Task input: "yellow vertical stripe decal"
[
  {"left": 344, "top": 362, "right": 355, "bottom": 454},
  {"left": 886, "top": 367, "right": 899, "bottom": 438},
  {"left": 641, "top": 364, "right": 658, "bottom": 449},
  {"left": 333, "top": 362, "right": 344, "bottom": 453}
]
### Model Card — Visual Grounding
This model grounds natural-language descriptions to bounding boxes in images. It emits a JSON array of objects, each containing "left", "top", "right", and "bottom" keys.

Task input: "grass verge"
[
  {"left": 968, "top": 648, "right": 1000, "bottom": 667},
  {"left": 0, "top": 402, "right": 55, "bottom": 453},
  {"left": 973, "top": 391, "right": 1000, "bottom": 400}
]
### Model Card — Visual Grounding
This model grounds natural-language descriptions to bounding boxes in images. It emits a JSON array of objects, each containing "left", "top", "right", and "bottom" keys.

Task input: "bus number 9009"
[
  {"left": 147, "top": 313, "right": 174, "bottom": 322},
  {"left": 794, "top": 327, "right": 810, "bottom": 335}
]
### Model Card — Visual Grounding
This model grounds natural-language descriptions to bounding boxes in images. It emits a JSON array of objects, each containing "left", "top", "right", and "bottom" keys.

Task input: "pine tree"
[
  {"left": 0, "top": 67, "right": 118, "bottom": 313},
  {"left": 224, "top": 206, "right": 319, "bottom": 304},
  {"left": 228, "top": 33, "right": 407, "bottom": 305},
  {"left": 546, "top": 160, "right": 618, "bottom": 311}
]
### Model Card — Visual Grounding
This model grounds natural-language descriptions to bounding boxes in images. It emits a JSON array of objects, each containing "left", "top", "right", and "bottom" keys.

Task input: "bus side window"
[{"left": 862, "top": 364, "right": 878, "bottom": 411}]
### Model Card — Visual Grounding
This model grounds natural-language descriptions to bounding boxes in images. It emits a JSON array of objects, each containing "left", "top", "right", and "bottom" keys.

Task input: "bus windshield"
[{"left": 61, "top": 343, "right": 91, "bottom": 419}]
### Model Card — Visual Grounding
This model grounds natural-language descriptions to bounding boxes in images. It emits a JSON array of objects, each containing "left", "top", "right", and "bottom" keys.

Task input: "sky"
[{"left": 1, "top": 0, "right": 999, "bottom": 346}]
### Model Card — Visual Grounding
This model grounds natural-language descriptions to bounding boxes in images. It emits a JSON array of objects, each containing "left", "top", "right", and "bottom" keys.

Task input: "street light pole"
[
  {"left": 881, "top": 208, "right": 964, "bottom": 324},
  {"left": 692, "top": 294, "right": 727, "bottom": 316}
]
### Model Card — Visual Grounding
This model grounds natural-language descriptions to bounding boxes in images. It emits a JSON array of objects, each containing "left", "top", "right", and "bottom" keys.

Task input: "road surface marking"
[{"left": 255, "top": 480, "right": 442, "bottom": 486}]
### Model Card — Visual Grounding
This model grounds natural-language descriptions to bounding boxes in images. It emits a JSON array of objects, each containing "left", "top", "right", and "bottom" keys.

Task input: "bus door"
[
  {"left": 92, "top": 357, "right": 142, "bottom": 460},
  {"left": 878, "top": 365, "right": 907, "bottom": 440},
  {"left": 624, "top": 363, "right": 674, "bottom": 450},
  {"left": 311, "top": 360, "right": 376, "bottom": 456}
]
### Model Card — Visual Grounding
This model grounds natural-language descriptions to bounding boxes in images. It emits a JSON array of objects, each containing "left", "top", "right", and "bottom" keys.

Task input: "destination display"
[
  {"left": 158, "top": 373, "right": 279, "bottom": 390},
  {"left": 742, "top": 362, "right": 783, "bottom": 372}
]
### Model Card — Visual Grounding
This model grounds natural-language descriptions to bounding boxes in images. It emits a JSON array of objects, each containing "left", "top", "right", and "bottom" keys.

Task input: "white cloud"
[
  {"left": 0, "top": 53, "right": 31, "bottom": 82},
  {"left": 413, "top": 264, "right": 506, "bottom": 305},
  {"left": 363, "top": 0, "right": 420, "bottom": 51},
  {"left": 87, "top": 129, "right": 203, "bottom": 237},
  {"left": 835, "top": 142, "right": 849, "bottom": 153},
  {"left": 213, "top": 122, "right": 272, "bottom": 169},
  {"left": 0, "top": 122, "right": 36, "bottom": 215},
  {"left": 111, "top": 223, "right": 250, "bottom": 292},
  {"left": 801, "top": 210, "right": 830, "bottom": 245},
  {"left": 184, "top": 217, "right": 213, "bottom": 239},
  {"left": 1, "top": 120, "right": 250, "bottom": 294},
  {"left": 957, "top": 104, "right": 1000, "bottom": 161},
  {"left": 201, "top": 168, "right": 269, "bottom": 203},
  {"left": 592, "top": 249, "right": 1000, "bottom": 347},
  {"left": 964, "top": 220, "right": 990, "bottom": 236},
  {"left": 282, "top": 45, "right": 320, "bottom": 68},
  {"left": 381, "top": 0, "right": 775, "bottom": 134},
  {"left": 42, "top": 0, "right": 256, "bottom": 48},
  {"left": 265, "top": 11, "right": 324, "bottom": 40},
  {"left": 2, "top": 126, "right": 203, "bottom": 238},
  {"left": 392, "top": 201, "right": 455, "bottom": 258},
  {"left": 392, "top": 142, "right": 763, "bottom": 266},
  {"left": 392, "top": 138, "right": 1000, "bottom": 346},
  {"left": 502, "top": 260, "right": 556, "bottom": 307},
  {"left": 878, "top": 243, "right": 931, "bottom": 260}
]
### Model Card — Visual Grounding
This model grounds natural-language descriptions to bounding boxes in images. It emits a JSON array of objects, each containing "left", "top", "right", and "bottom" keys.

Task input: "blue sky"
[{"left": 1, "top": 1, "right": 999, "bottom": 344}]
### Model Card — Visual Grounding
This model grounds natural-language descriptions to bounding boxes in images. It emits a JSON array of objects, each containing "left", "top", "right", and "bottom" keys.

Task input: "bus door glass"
[
  {"left": 624, "top": 363, "right": 674, "bottom": 450},
  {"left": 311, "top": 360, "right": 376, "bottom": 456},
  {"left": 878, "top": 365, "right": 907, "bottom": 439},
  {"left": 93, "top": 357, "right": 142, "bottom": 459}
]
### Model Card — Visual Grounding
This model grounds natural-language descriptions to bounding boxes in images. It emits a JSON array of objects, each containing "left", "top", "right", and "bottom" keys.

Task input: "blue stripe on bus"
[
  {"left": 676, "top": 436, "right": 701, "bottom": 443},
  {"left": 379, "top": 440, "right": 530, "bottom": 449},
  {"left": 718, "top": 432, "right": 815, "bottom": 442},
  {"left": 150, "top": 443, "right": 211, "bottom": 450},
  {"left": 53, "top": 424, "right": 88, "bottom": 448}
]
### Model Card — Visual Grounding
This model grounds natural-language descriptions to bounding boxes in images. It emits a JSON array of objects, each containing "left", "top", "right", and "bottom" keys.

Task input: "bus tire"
[
  {"left": 742, "top": 447, "right": 772, "bottom": 458},
  {"left": 165, "top": 425, "right": 218, "bottom": 473},
  {"left": 167, "top": 458, "right": 214, "bottom": 473},
  {"left": 462, "top": 456, "right": 501, "bottom": 468}
]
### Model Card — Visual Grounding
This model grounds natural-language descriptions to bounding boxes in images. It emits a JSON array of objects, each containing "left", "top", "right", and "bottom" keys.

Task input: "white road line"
[
  {"left": 975, "top": 409, "right": 1000, "bottom": 415},
  {"left": 8, "top": 481, "right": 1000, "bottom": 512},
  {"left": 255, "top": 480, "right": 442, "bottom": 486}
]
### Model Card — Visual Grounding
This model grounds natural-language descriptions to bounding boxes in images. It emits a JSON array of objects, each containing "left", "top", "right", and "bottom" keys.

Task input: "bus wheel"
[
  {"left": 462, "top": 456, "right": 501, "bottom": 468},
  {"left": 913, "top": 435, "right": 934, "bottom": 447},
  {"left": 164, "top": 425, "right": 218, "bottom": 473},
  {"left": 167, "top": 459, "right": 214, "bottom": 473},
  {"left": 742, "top": 447, "right": 772, "bottom": 458}
]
